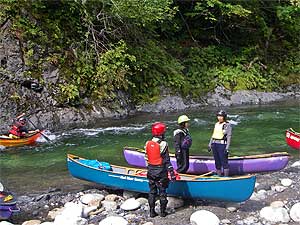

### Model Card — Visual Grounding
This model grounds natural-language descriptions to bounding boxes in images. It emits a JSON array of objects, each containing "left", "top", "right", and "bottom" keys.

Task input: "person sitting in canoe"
[
  {"left": 8, "top": 113, "right": 38, "bottom": 138},
  {"left": 208, "top": 110, "right": 232, "bottom": 176},
  {"left": 145, "top": 122, "right": 176, "bottom": 218},
  {"left": 174, "top": 115, "right": 192, "bottom": 173}
]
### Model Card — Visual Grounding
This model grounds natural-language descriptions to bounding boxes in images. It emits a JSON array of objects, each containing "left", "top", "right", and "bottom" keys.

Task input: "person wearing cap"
[
  {"left": 208, "top": 110, "right": 232, "bottom": 176},
  {"left": 174, "top": 115, "right": 192, "bottom": 173},
  {"left": 145, "top": 122, "right": 176, "bottom": 218},
  {"left": 8, "top": 113, "right": 29, "bottom": 138}
]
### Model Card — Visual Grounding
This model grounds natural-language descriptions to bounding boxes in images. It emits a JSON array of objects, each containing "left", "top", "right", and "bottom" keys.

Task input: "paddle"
[{"left": 27, "top": 118, "right": 50, "bottom": 142}]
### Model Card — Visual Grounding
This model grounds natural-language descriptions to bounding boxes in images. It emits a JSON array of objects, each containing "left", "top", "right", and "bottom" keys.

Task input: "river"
[{"left": 0, "top": 100, "right": 299, "bottom": 195}]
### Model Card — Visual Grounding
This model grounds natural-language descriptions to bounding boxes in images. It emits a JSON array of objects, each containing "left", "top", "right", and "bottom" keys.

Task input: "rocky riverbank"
[{"left": 1, "top": 158, "right": 300, "bottom": 225}]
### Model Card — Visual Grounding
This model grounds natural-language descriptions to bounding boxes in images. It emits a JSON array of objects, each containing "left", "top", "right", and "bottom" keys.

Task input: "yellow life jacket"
[{"left": 212, "top": 122, "right": 226, "bottom": 140}]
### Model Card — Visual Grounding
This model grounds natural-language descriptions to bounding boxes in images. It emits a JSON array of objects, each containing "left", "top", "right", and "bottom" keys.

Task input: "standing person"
[
  {"left": 208, "top": 110, "right": 232, "bottom": 176},
  {"left": 174, "top": 115, "right": 192, "bottom": 173},
  {"left": 145, "top": 122, "right": 176, "bottom": 218}
]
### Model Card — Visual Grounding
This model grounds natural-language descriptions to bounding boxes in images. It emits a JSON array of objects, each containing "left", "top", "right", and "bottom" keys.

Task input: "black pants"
[
  {"left": 176, "top": 148, "right": 189, "bottom": 173},
  {"left": 147, "top": 165, "right": 169, "bottom": 209},
  {"left": 212, "top": 143, "right": 229, "bottom": 170}
]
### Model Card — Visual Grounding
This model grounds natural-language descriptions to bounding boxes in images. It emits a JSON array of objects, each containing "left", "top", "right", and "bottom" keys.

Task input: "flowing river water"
[{"left": 0, "top": 100, "right": 299, "bottom": 195}]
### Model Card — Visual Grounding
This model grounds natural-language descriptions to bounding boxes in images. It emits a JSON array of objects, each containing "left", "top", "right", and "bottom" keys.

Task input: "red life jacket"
[
  {"left": 146, "top": 140, "right": 163, "bottom": 166},
  {"left": 9, "top": 122, "right": 23, "bottom": 137}
]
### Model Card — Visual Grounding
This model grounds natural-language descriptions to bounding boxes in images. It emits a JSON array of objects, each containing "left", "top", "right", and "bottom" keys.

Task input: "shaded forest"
[{"left": 1, "top": 0, "right": 299, "bottom": 107}]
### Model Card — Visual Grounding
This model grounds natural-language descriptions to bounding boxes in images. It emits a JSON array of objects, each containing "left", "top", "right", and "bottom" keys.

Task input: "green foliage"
[
  {"left": 94, "top": 41, "right": 136, "bottom": 100},
  {"left": 128, "top": 41, "right": 185, "bottom": 102},
  {"left": 111, "top": 0, "right": 177, "bottom": 27},
  {"left": 1, "top": 0, "right": 299, "bottom": 107}
]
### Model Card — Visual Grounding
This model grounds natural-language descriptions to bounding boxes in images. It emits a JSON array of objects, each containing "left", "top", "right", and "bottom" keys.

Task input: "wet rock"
[
  {"left": 98, "top": 216, "right": 128, "bottom": 225},
  {"left": 120, "top": 198, "right": 140, "bottom": 211},
  {"left": 190, "top": 210, "right": 220, "bottom": 225},
  {"left": 270, "top": 201, "right": 284, "bottom": 208},
  {"left": 290, "top": 202, "right": 300, "bottom": 222}
]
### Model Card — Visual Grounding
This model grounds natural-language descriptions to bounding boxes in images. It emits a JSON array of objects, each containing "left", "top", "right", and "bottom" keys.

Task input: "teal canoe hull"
[{"left": 67, "top": 154, "right": 256, "bottom": 203}]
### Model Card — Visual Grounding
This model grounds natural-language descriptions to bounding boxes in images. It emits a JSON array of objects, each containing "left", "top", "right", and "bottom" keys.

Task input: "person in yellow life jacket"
[
  {"left": 208, "top": 110, "right": 232, "bottom": 176},
  {"left": 145, "top": 122, "right": 176, "bottom": 218},
  {"left": 174, "top": 115, "right": 192, "bottom": 173}
]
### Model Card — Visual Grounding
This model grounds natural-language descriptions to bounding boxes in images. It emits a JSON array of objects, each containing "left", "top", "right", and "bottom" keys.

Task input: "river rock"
[
  {"left": 80, "top": 193, "right": 104, "bottom": 207},
  {"left": 98, "top": 216, "right": 128, "bottom": 225},
  {"left": 272, "top": 185, "right": 286, "bottom": 192},
  {"left": 62, "top": 202, "right": 83, "bottom": 217},
  {"left": 136, "top": 197, "right": 148, "bottom": 205},
  {"left": 0, "top": 222, "right": 14, "bottom": 225},
  {"left": 290, "top": 202, "right": 300, "bottom": 222},
  {"left": 190, "top": 210, "right": 220, "bottom": 225},
  {"left": 291, "top": 161, "right": 300, "bottom": 167},
  {"left": 54, "top": 215, "right": 88, "bottom": 225},
  {"left": 270, "top": 201, "right": 285, "bottom": 208},
  {"left": 142, "top": 222, "right": 154, "bottom": 225},
  {"left": 167, "top": 197, "right": 184, "bottom": 209},
  {"left": 280, "top": 178, "right": 292, "bottom": 187},
  {"left": 47, "top": 207, "right": 64, "bottom": 220},
  {"left": 104, "top": 194, "right": 118, "bottom": 201},
  {"left": 101, "top": 200, "right": 118, "bottom": 211},
  {"left": 22, "top": 220, "right": 41, "bottom": 225},
  {"left": 243, "top": 216, "right": 258, "bottom": 225},
  {"left": 0, "top": 182, "right": 3, "bottom": 191},
  {"left": 123, "top": 190, "right": 139, "bottom": 199},
  {"left": 82, "top": 205, "right": 97, "bottom": 218},
  {"left": 120, "top": 198, "right": 141, "bottom": 210},
  {"left": 40, "top": 223, "right": 54, "bottom": 225},
  {"left": 259, "top": 206, "right": 290, "bottom": 223}
]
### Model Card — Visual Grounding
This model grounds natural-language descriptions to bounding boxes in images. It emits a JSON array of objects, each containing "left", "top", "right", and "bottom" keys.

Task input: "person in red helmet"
[
  {"left": 208, "top": 110, "right": 232, "bottom": 176},
  {"left": 145, "top": 122, "right": 176, "bottom": 218},
  {"left": 8, "top": 113, "right": 29, "bottom": 138}
]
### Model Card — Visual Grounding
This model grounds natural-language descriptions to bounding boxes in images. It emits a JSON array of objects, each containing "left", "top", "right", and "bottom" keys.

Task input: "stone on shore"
[
  {"left": 22, "top": 220, "right": 41, "bottom": 225},
  {"left": 291, "top": 161, "right": 300, "bottom": 167},
  {"left": 190, "top": 210, "right": 220, "bottom": 225},
  {"left": 280, "top": 178, "right": 292, "bottom": 187},
  {"left": 120, "top": 198, "right": 141, "bottom": 211},
  {"left": 259, "top": 206, "right": 290, "bottom": 223},
  {"left": 167, "top": 197, "right": 184, "bottom": 209},
  {"left": 80, "top": 193, "right": 104, "bottom": 207},
  {"left": 290, "top": 202, "right": 300, "bottom": 222},
  {"left": 0, "top": 222, "right": 14, "bottom": 225},
  {"left": 98, "top": 216, "right": 128, "bottom": 225}
]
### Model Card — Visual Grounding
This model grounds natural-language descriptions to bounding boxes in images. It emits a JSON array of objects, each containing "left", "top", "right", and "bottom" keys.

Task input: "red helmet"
[{"left": 152, "top": 122, "right": 166, "bottom": 136}]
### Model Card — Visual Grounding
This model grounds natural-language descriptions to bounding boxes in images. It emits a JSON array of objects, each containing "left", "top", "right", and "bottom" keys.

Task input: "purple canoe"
[{"left": 123, "top": 147, "right": 290, "bottom": 175}]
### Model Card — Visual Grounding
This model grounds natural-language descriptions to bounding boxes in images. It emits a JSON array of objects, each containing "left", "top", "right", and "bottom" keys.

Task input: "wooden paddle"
[{"left": 27, "top": 118, "right": 50, "bottom": 142}]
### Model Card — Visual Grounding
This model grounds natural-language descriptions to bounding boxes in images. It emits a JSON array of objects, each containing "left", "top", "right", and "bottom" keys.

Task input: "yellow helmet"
[{"left": 178, "top": 115, "right": 190, "bottom": 124}]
